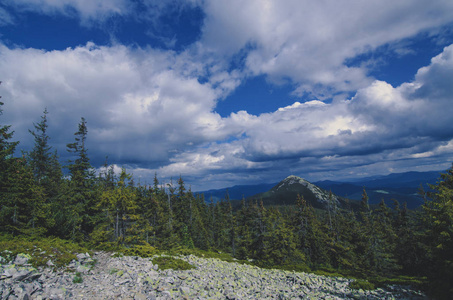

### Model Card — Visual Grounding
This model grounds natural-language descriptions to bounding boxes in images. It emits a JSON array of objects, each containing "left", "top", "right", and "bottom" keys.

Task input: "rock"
[
  {"left": 76, "top": 253, "right": 89, "bottom": 261},
  {"left": 135, "top": 292, "right": 148, "bottom": 300},
  {"left": 13, "top": 270, "right": 34, "bottom": 282},
  {"left": 0, "top": 251, "right": 427, "bottom": 299},
  {"left": 76, "top": 264, "right": 91, "bottom": 274},
  {"left": 14, "top": 253, "right": 32, "bottom": 266},
  {"left": 46, "top": 259, "right": 55, "bottom": 267},
  {"left": 179, "top": 286, "right": 191, "bottom": 295},
  {"left": 160, "top": 290, "right": 172, "bottom": 297},
  {"left": 118, "top": 279, "right": 130, "bottom": 285}
]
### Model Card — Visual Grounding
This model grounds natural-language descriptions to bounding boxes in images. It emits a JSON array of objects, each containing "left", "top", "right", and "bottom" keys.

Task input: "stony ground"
[{"left": 0, "top": 251, "right": 427, "bottom": 299}]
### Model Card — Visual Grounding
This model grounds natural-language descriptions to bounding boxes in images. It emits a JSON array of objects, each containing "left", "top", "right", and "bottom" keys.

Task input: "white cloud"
[
  {"left": 200, "top": 0, "right": 453, "bottom": 98},
  {"left": 0, "top": 42, "right": 236, "bottom": 165},
  {"left": 147, "top": 43, "right": 453, "bottom": 189},
  {"left": 2, "top": 41, "right": 453, "bottom": 189},
  {"left": 411, "top": 139, "right": 453, "bottom": 159},
  {"left": 1, "top": 1, "right": 453, "bottom": 189}
]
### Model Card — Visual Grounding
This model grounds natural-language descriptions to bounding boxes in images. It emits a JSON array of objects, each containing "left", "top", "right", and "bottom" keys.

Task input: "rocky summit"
[
  {"left": 0, "top": 252, "right": 426, "bottom": 300},
  {"left": 249, "top": 175, "right": 344, "bottom": 209}
]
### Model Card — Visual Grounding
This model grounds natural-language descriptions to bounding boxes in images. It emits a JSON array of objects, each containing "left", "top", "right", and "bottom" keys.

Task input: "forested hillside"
[{"left": 1, "top": 101, "right": 452, "bottom": 299}]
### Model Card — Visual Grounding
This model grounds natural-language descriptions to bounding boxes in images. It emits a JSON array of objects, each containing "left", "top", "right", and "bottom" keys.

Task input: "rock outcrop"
[{"left": 1, "top": 252, "right": 427, "bottom": 299}]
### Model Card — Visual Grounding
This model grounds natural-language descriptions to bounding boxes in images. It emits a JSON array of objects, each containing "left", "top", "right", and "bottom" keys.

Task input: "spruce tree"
[
  {"left": 0, "top": 97, "right": 20, "bottom": 201},
  {"left": 67, "top": 117, "right": 93, "bottom": 186},
  {"left": 360, "top": 188, "right": 370, "bottom": 215},
  {"left": 0, "top": 93, "right": 20, "bottom": 234},
  {"left": 423, "top": 164, "right": 453, "bottom": 298},
  {"left": 2, "top": 156, "right": 47, "bottom": 236},
  {"left": 27, "top": 109, "right": 63, "bottom": 232},
  {"left": 370, "top": 199, "right": 399, "bottom": 275},
  {"left": 28, "top": 108, "right": 52, "bottom": 183},
  {"left": 63, "top": 117, "right": 96, "bottom": 240}
]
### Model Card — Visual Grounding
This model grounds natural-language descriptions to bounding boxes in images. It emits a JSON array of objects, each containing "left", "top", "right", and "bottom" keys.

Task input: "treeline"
[{"left": 1, "top": 101, "right": 452, "bottom": 298}]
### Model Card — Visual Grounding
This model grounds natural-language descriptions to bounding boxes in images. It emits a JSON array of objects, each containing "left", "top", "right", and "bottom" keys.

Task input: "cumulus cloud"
[
  {"left": 1, "top": 1, "right": 453, "bottom": 190},
  {"left": 0, "top": 42, "right": 238, "bottom": 167},
  {"left": 2, "top": 42, "right": 453, "bottom": 189},
  {"left": 200, "top": 0, "right": 453, "bottom": 99},
  {"left": 150, "top": 44, "right": 453, "bottom": 189}
]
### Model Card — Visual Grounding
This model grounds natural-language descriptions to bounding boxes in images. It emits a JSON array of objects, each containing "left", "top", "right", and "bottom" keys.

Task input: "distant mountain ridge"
[
  {"left": 314, "top": 170, "right": 442, "bottom": 209},
  {"left": 197, "top": 182, "right": 277, "bottom": 203},
  {"left": 196, "top": 170, "right": 443, "bottom": 209}
]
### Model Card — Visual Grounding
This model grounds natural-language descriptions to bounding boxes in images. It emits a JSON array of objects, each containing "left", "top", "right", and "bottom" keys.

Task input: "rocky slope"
[
  {"left": 248, "top": 175, "right": 351, "bottom": 210},
  {"left": 1, "top": 251, "right": 427, "bottom": 299}
]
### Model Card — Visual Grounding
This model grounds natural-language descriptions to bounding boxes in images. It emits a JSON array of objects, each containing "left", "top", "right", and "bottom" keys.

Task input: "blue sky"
[{"left": 1, "top": 0, "right": 453, "bottom": 190}]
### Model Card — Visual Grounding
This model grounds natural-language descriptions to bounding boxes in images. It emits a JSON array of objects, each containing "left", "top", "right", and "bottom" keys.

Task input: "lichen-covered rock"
[
  {"left": 0, "top": 251, "right": 428, "bottom": 299},
  {"left": 14, "top": 253, "right": 32, "bottom": 266}
]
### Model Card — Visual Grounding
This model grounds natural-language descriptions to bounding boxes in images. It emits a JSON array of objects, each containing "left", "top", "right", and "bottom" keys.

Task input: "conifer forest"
[{"left": 1, "top": 101, "right": 452, "bottom": 298}]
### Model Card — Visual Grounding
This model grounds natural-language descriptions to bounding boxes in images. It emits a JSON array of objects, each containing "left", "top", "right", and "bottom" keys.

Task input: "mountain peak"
[
  {"left": 276, "top": 175, "right": 310, "bottom": 190},
  {"left": 264, "top": 175, "right": 340, "bottom": 208},
  {"left": 283, "top": 175, "right": 309, "bottom": 183}
]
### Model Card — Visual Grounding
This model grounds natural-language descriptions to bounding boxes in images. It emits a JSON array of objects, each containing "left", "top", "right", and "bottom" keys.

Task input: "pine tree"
[
  {"left": 393, "top": 200, "right": 426, "bottom": 275},
  {"left": 262, "top": 207, "right": 303, "bottom": 266},
  {"left": 329, "top": 208, "right": 359, "bottom": 271},
  {"left": 99, "top": 168, "right": 139, "bottom": 244},
  {"left": 66, "top": 117, "right": 93, "bottom": 186},
  {"left": 360, "top": 188, "right": 370, "bottom": 216},
  {"left": 189, "top": 193, "right": 210, "bottom": 250},
  {"left": 369, "top": 199, "right": 399, "bottom": 275},
  {"left": 423, "top": 164, "right": 453, "bottom": 298},
  {"left": 63, "top": 117, "right": 97, "bottom": 240},
  {"left": 293, "top": 194, "right": 328, "bottom": 267},
  {"left": 0, "top": 95, "right": 22, "bottom": 234},
  {"left": 28, "top": 108, "right": 52, "bottom": 183},
  {"left": 0, "top": 98, "right": 20, "bottom": 202},
  {"left": 27, "top": 109, "right": 63, "bottom": 233},
  {"left": 236, "top": 199, "right": 254, "bottom": 259},
  {"left": 9, "top": 157, "right": 48, "bottom": 234}
]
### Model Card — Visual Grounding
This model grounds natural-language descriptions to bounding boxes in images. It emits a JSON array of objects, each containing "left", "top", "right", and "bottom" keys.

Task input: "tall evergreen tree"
[
  {"left": 62, "top": 117, "right": 97, "bottom": 240},
  {"left": 27, "top": 109, "right": 63, "bottom": 207},
  {"left": 1, "top": 156, "right": 47, "bottom": 236},
  {"left": 99, "top": 167, "right": 139, "bottom": 244},
  {"left": 28, "top": 109, "right": 51, "bottom": 183},
  {"left": 67, "top": 117, "right": 93, "bottom": 186},
  {"left": 293, "top": 194, "right": 328, "bottom": 267},
  {"left": 423, "top": 164, "right": 453, "bottom": 298},
  {"left": 0, "top": 97, "right": 20, "bottom": 200},
  {"left": 0, "top": 93, "right": 21, "bottom": 234},
  {"left": 360, "top": 188, "right": 370, "bottom": 215},
  {"left": 369, "top": 199, "right": 399, "bottom": 275}
]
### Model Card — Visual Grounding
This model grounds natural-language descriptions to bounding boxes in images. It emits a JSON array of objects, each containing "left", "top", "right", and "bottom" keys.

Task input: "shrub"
[
  {"left": 0, "top": 234, "right": 90, "bottom": 269},
  {"left": 152, "top": 256, "right": 195, "bottom": 270},
  {"left": 122, "top": 244, "right": 160, "bottom": 258},
  {"left": 73, "top": 272, "right": 83, "bottom": 283},
  {"left": 349, "top": 279, "right": 375, "bottom": 290}
]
